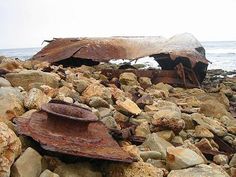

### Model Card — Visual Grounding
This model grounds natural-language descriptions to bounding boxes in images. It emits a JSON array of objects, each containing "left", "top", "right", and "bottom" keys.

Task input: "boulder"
[
  {"left": 104, "top": 162, "right": 164, "bottom": 177},
  {"left": 0, "top": 87, "right": 25, "bottom": 120},
  {"left": 11, "top": 147, "right": 42, "bottom": 177},
  {"left": 116, "top": 98, "right": 142, "bottom": 115},
  {"left": 119, "top": 72, "right": 139, "bottom": 86},
  {"left": 140, "top": 133, "right": 173, "bottom": 159},
  {"left": 166, "top": 146, "right": 205, "bottom": 170},
  {"left": 39, "top": 170, "right": 59, "bottom": 177},
  {"left": 167, "top": 164, "right": 230, "bottom": 177},
  {"left": 0, "top": 77, "right": 11, "bottom": 87},
  {"left": 5, "top": 70, "right": 60, "bottom": 91},
  {"left": 24, "top": 88, "right": 51, "bottom": 110},
  {"left": 54, "top": 163, "right": 102, "bottom": 177},
  {"left": 0, "top": 122, "right": 21, "bottom": 177}
]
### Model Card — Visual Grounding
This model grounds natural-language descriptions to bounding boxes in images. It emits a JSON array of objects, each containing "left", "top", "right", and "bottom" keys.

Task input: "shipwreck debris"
[
  {"left": 14, "top": 102, "right": 133, "bottom": 163},
  {"left": 32, "top": 33, "right": 209, "bottom": 88}
]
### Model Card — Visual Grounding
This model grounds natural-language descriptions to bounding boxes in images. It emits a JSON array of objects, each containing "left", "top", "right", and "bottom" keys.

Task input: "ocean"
[{"left": 0, "top": 41, "right": 235, "bottom": 71}]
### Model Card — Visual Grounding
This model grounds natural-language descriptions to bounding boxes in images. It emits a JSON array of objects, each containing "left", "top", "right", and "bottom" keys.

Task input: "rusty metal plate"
[{"left": 14, "top": 103, "right": 133, "bottom": 163}]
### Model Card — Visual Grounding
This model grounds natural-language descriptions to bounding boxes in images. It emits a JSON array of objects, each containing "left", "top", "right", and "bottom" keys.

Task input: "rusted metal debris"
[
  {"left": 32, "top": 33, "right": 209, "bottom": 87},
  {"left": 14, "top": 102, "right": 133, "bottom": 163}
]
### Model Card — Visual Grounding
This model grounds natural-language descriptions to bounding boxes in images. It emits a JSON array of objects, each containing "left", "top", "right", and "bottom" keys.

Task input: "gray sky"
[{"left": 0, "top": 0, "right": 236, "bottom": 49}]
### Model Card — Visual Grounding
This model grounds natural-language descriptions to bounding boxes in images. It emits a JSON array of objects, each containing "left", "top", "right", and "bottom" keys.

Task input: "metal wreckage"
[{"left": 17, "top": 33, "right": 234, "bottom": 163}]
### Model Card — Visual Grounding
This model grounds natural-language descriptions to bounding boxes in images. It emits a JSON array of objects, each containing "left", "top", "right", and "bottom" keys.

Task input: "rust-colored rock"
[{"left": 14, "top": 102, "right": 133, "bottom": 163}]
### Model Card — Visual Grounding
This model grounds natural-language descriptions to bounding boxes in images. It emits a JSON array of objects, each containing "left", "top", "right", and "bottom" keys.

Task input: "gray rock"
[
  {"left": 101, "top": 116, "right": 120, "bottom": 130},
  {"left": 140, "top": 133, "right": 173, "bottom": 159},
  {"left": 140, "top": 151, "right": 162, "bottom": 161},
  {"left": 119, "top": 72, "right": 139, "bottom": 86},
  {"left": 0, "top": 77, "right": 11, "bottom": 87},
  {"left": 89, "top": 96, "right": 110, "bottom": 108},
  {"left": 213, "top": 154, "right": 229, "bottom": 165},
  {"left": 167, "top": 164, "right": 230, "bottom": 177},
  {"left": 166, "top": 146, "right": 205, "bottom": 170},
  {"left": 74, "top": 80, "right": 88, "bottom": 93},
  {"left": 11, "top": 147, "right": 43, "bottom": 177},
  {"left": 40, "top": 170, "right": 59, "bottom": 177},
  {"left": 229, "top": 153, "right": 236, "bottom": 167}
]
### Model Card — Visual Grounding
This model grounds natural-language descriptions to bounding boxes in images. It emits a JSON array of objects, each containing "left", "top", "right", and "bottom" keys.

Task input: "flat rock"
[
  {"left": 166, "top": 146, "right": 205, "bottom": 170},
  {"left": 24, "top": 88, "right": 51, "bottom": 110},
  {"left": 0, "top": 122, "right": 21, "bottom": 177},
  {"left": 40, "top": 170, "right": 59, "bottom": 177},
  {"left": 0, "top": 77, "right": 11, "bottom": 87},
  {"left": 167, "top": 164, "right": 230, "bottom": 177},
  {"left": 140, "top": 133, "right": 173, "bottom": 159},
  {"left": 89, "top": 96, "right": 110, "bottom": 108},
  {"left": 119, "top": 72, "right": 139, "bottom": 86},
  {"left": 0, "top": 87, "right": 25, "bottom": 120},
  {"left": 11, "top": 147, "right": 42, "bottom": 177},
  {"left": 104, "top": 162, "right": 164, "bottom": 177},
  {"left": 54, "top": 163, "right": 102, "bottom": 177},
  {"left": 116, "top": 98, "right": 142, "bottom": 115},
  {"left": 194, "top": 125, "right": 214, "bottom": 138},
  {"left": 5, "top": 70, "right": 60, "bottom": 91}
]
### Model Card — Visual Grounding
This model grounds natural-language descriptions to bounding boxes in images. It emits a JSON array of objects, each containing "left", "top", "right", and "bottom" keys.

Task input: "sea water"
[{"left": 0, "top": 41, "right": 235, "bottom": 71}]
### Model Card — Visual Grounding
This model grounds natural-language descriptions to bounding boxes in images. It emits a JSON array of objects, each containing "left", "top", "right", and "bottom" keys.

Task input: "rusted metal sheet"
[{"left": 14, "top": 102, "right": 133, "bottom": 163}]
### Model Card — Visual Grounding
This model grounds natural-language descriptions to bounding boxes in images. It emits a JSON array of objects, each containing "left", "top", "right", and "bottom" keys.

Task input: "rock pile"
[{"left": 0, "top": 57, "right": 236, "bottom": 176}]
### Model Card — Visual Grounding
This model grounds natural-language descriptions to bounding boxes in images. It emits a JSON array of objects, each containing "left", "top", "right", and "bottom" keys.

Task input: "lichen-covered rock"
[
  {"left": 39, "top": 170, "right": 59, "bottom": 177},
  {"left": 5, "top": 70, "right": 60, "bottom": 91},
  {"left": 0, "top": 122, "right": 21, "bottom": 177},
  {"left": 89, "top": 96, "right": 110, "bottom": 108},
  {"left": 135, "top": 121, "right": 151, "bottom": 137},
  {"left": 167, "top": 164, "right": 230, "bottom": 177},
  {"left": 11, "top": 147, "right": 42, "bottom": 177},
  {"left": 166, "top": 146, "right": 205, "bottom": 170},
  {"left": 104, "top": 162, "right": 164, "bottom": 177},
  {"left": 24, "top": 88, "right": 51, "bottom": 110},
  {"left": 0, "top": 87, "right": 25, "bottom": 120},
  {"left": 54, "top": 163, "right": 102, "bottom": 177},
  {"left": 74, "top": 80, "right": 89, "bottom": 93},
  {"left": 116, "top": 98, "right": 142, "bottom": 115},
  {"left": 119, "top": 72, "right": 139, "bottom": 86}
]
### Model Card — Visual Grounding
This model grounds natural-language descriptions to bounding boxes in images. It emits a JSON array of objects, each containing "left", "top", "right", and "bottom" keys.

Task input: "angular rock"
[
  {"left": 166, "top": 146, "right": 205, "bottom": 170},
  {"left": 168, "top": 164, "right": 230, "bottom": 177},
  {"left": 194, "top": 125, "right": 214, "bottom": 138},
  {"left": 101, "top": 116, "right": 120, "bottom": 130},
  {"left": 104, "top": 162, "right": 164, "bottom": 177},
  {"left": 140, "top": 133, "right": 173, "bottom": 159},
  {"left": 24, "top": 88, "right": 51, "bottom": 110},
  {"left": 135, "top": 121, "right": 151, "bottom": 137},
  {"left": 54, "top": 163, "right": 102, "bottom": 177},
  {"left": 89, "top": 96, "right": 110, "bottom": 108},
  {"left": 116, "top": 98, "right": 142, "bottom": 115},
  {"left": 11, "top": 147, "right": 42, "bottom": 177},
  {"left": 5, "top": 70, "right": 60, "bottom": 91},
  {"left": 0, "top": 77, "right": 11, "bottom": 87},
  {"left": 136, "top": 94, "right": 154, "bottom": 108},
  {"left": 229, "top": 154, "right": 236, "bottom": 167},
  {"left": 74, "top": 79, "right": 89, "bottom": 94},
  {"left": 119, "top": 72, "right": 139, "bottom": 86},
  {"left": 0, "top": 122, "right": 21, "bottom": 177},
  {"left": 39, "top": 170, "right": 59, "bottom": 177},
  {"left": 140, "top": 151, "right": 162, "bottom": 161},
  {"left": 0, "top": 87, "right": 24, "bottom": 120},
  {"left": 138, "top": 77, "right": 152, "bottom": 87}
]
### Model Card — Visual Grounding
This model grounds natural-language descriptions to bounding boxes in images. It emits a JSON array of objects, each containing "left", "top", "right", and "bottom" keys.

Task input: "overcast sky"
[{"left": 0, "top": 0, "right": 236, "bottom": 49}]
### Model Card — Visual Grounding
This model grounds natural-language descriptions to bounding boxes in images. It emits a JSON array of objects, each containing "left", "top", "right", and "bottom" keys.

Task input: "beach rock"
[
  {"left": 0, "top": 122, "right": 21, "bottom": 177},
  {"left": 101, "top": 116, "right": 120, "bottom": 130},
  {"left": 139, "top": 77, "right": 152, "bottom": 87},
  {"left": 119, "top": 72, "right": 139, "bottom": 86},
  {"left": 213, "top": 154, "right": 229, "bottom": 165},
  {"left": 156, "top": 130, "right": 175, "bottom": 142},
  {"left": 194, "top": 125, "right": 214, "bottom": 138},
  {"left": 24, "top": 88, "right": 51, "bottom": 110},
  {"left": 89, "top": 96, "right": 110, "bottom": 108},
  {"left": 39, "top": 170, "right": 59, "bottom": 177},
  {"left": 171, "top": 136, "right": 184, "bottom": 145},
  {"left": 0, "top": 87, "right": 24, "bottom": 120},
  {"left": 140, "top": 151, "right": 162, "bottom": 161},
  {"left": 74, "top": 80, "right": 89, "bottom": 93},
  {"left": 104, "top": 162, "right": 164, "bottom": 177},
  {"left": 229, "top": 154, "right": 236, "bottom": 167},
  {"left": 0, "top": 57, "right": 22, "bottom": 71},
  {"left": 5, "top": 70, "right": 60, "bottom": 91},
  {"left": 11, "top": 147, "right": 42, "bottom": 177},
  {"left": 122, "top": 145, "right": 141, "bottom": 161},
  {"left": 136, "top": 94, "right": 153, "bottom": 108},
  {"left": 166, "top": 146, "right": 205, "bottom": 170},
  {"left": 63, "top": 96, "right": 73, "bottom": 103},
  {"left": 135, "top": 121, "right": 151, "bottom": 137},
  {"left": 116, "top": 98, "right": 142, "bottom": 115},
  {"left": 140, "top": 133, "right": 173, "bottom": 159},
  {"left": 167, "top": 164, "right": 230, "bottom": 177},
  {"left": 0, "top": 77, "right": 11, "bottom": 87},
  {"left": 82, "top": 83, "right": 111, "bottom": 102},
  {"left": 54, "top": 163, "right": 102, "bottom": 177},
  {"left": 191, "top": 113, "right": 227, "bottom": 136}
]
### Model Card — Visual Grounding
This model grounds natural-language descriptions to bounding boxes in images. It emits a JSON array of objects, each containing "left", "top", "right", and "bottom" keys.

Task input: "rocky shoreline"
[{"left": 0, "top": 55, "right": 236, "bottom": 177}]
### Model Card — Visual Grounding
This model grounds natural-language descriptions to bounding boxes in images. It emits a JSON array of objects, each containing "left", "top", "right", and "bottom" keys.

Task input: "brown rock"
[
  {"left": 119, "top": 72, "right": 139, "bottom": 86},
  {"left": 0, "top": 77, "right": 11, "bottom": 87},
  {"left": 194, "top": 125, "right": 214, "bottom": 138},
  {"left": 116, "top": 98, "right": 142, "bottom": 115}
]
